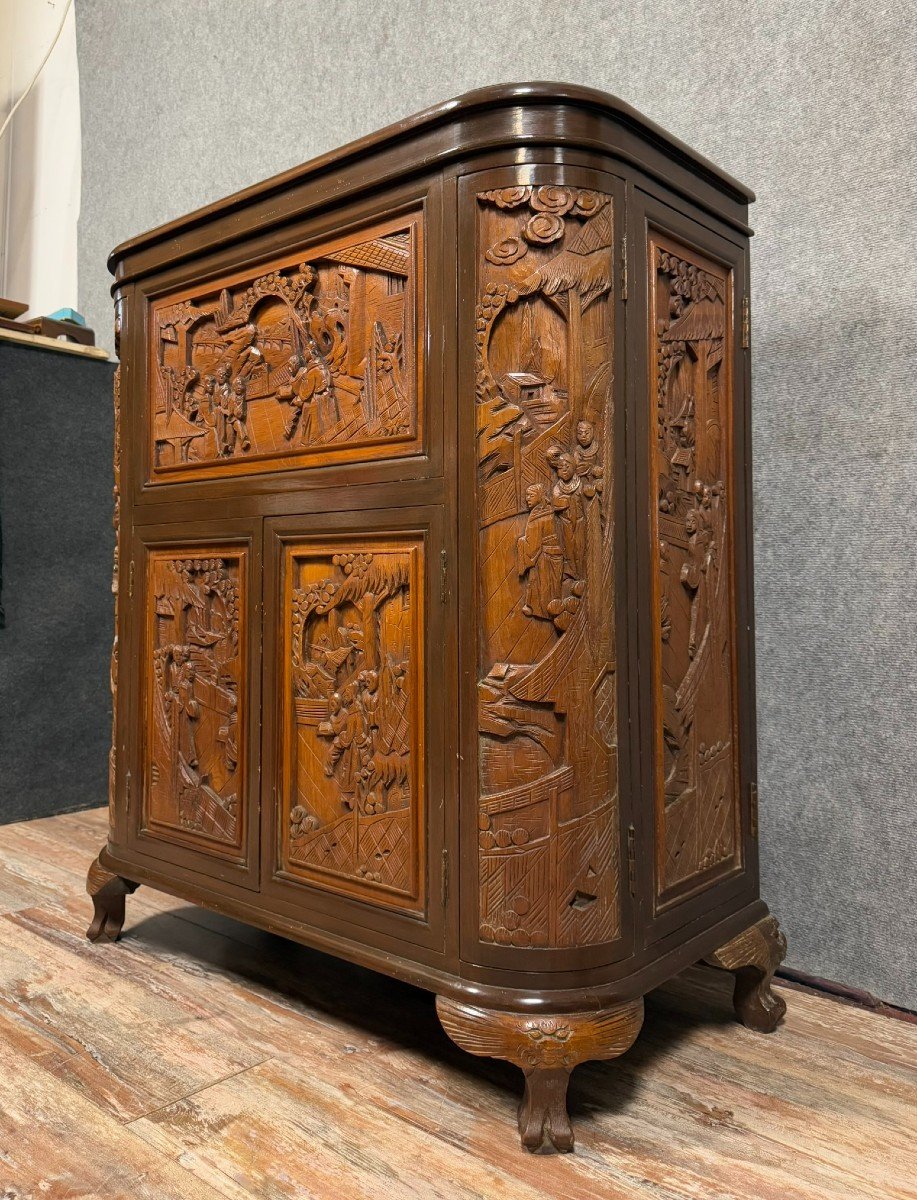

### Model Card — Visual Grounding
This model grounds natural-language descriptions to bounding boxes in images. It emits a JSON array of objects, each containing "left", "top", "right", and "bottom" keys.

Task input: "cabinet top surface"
[{"left": 108, "top": 82, "right": 754, "bottom": 279}]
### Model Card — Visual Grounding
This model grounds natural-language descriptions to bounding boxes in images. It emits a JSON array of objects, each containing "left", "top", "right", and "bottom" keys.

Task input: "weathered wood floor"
[{"left": 0, "top": 808, "right": 914, "bottom": 1200}]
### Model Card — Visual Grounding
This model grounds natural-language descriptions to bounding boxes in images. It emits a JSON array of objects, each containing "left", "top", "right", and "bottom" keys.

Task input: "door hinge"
[
  {"left": 128, "top": 560, "right": 135, "bottom": 598},
  {"left": 626, "top": 824, "right": 636, "bottom": 895},
  {"left": 441, "top": 849, "right": 450, "bottom": 908},
  {"left": 749, "top": 781, "right": 759, "bottom": 837},
  {"left": 125, "top": 770, "right": 132, "bottom": 815},
  {"left": 741, "top": 294, "right": 750, "bottom": 349},
  {"left": 620, "top": 232, "right": 628, "bottom": 302},
  {"left": 440, "top": 549, "right": 448, "bottom": 604}
]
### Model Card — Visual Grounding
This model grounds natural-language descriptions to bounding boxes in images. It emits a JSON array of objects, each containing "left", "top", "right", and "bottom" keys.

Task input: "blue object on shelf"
[{"left": 46, "top": 307, "right": 86, "bottom": 326}]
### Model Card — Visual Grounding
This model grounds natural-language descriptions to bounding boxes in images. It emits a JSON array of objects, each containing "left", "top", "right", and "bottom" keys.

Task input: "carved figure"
[
  {"left": 681, "top": 492, "right": 714, "bottom": 659},
  {"left": 147, "top": 554, "right": 243, "bottom": 848},
  {"left": 170, "top": 647, "right": 200, "bottom": 768},
  {"left": 651, "top": 238, "right": 737, "bottom": 897},
  {"left": 517, "top": 483, "right": 563, "bottom": 618},
  {"left": 150, "top": 224, "right": 419, "bottom": 473},
  {"left": 321, "top": 685, "right": 364, "bottom": 795},
  {"left": 573, "top": 420, "right": 603, "bottom": 499},
  {"left": 285, "top": 543, "right": 419, "bottom": 906},
  {"left": 279, "top": 352, "right": 329, "bottom": 444},
  {"left": 551, "top": 451, "right": 586, "bottom": 584},
  {"left": 475, "top": 186, "right": 618, "bottom": 948},
  {"left": 215, "top": 375, "right": 250, "bottom": 455}
]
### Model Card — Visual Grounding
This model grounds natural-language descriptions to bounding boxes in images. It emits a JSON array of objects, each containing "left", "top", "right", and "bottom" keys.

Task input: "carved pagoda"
[{"left": 90, "top": 84, "right": 786, "bottom": 1154}]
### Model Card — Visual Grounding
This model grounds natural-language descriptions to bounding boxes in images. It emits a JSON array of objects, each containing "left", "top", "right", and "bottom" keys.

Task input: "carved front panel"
[
  {"left": 279, "top": 538, "right": 425, "bottom": 913},
  {"left": 474, "top": 185, "right": 620, "bottom": 949},
  {"left": 149, "top": 214, "right": 422, "bottom": 480},
  {"left": 649, "top": 232, "right": 741, "bottom": 907},
  {"left": 143, "top": 549, "right": 246, "bottom": 857}
]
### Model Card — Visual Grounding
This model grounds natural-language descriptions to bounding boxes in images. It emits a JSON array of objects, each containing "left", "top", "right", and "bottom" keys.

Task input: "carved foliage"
[
  {"left": 149, "top": 217, "right": 421, "bottom": 478},
  {"left": 475, "top": 184, "right": 619, "bottom": 948},
  {"left": 650, "top": 234, "right": 740, "bottom": 902},
  {"left": 145, "top": 551, "right": 245, "bottom": 852},
  {"left": 280, "top": 540, "right": 424, "bottom": 911}
]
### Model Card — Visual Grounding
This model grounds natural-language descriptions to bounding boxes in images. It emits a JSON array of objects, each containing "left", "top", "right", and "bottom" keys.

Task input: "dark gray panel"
[{"left": 0, "top": 342, "right": 115, "bottom": 823}]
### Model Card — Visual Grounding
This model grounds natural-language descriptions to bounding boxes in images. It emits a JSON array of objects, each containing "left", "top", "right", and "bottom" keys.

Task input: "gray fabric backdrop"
[
  {"left": 74, "top": 0, "right": 917, "bottom": 1008},
  {"left": 0, "top": 344, "right": 114, "bottom": 823}
]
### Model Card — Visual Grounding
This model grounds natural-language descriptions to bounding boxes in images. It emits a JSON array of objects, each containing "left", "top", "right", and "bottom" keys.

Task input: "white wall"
[{"left": 0, "top": 0, "right": 80, "bottom": 319}]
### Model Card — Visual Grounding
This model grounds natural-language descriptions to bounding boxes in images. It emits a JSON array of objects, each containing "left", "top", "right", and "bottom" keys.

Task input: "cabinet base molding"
[
  {"left": 703, "top": 914, "right": 788, "bottom": 1032},
  {"left": 436, "top": 995, "right": 644, "bottom": 1153},
  {"left": 86, "top": 853, "right": 139, "bottom": 943}
]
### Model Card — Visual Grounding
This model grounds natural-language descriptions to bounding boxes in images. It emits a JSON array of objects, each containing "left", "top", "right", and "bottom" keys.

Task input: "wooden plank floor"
[{"left": 0, "top": 809, "right": 914, "bottom": 1200}]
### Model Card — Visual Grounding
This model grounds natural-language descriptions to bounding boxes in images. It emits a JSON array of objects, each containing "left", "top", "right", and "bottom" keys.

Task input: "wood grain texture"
[
  {"left": 474, "top": 184, "right": 620, "bottom": 950},
  {"left": 4, "top": 810, "right": 917, "bottom": 1198},
  {"left": 649, "top": 230, "right": 741, "bottom": 908},
  {"left": 279, "top": 536, "right": 425, "bottom": 910},
  {"left": 149, "top": 213, "right": 422, "bottom": 482},
  {"left": 143, "top": 547, "right": 247, "bottom": 858}
]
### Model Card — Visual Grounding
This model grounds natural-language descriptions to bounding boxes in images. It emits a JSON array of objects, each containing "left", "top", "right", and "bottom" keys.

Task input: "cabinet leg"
[
  {"left": 436, "top": 995, "right": 643, "bottom": 1153},
  {"left": 86, "top": 853, "right": 138, "bottom": 943},
  {"left": 703, "top": 913, "right": 787, "bottom": 1032}
]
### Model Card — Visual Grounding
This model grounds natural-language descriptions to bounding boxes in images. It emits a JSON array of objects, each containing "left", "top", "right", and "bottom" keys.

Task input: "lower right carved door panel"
[
  {"left": 276, "top": 533, "right": 426, "bottom": 916},
  {"left": 261, "top": 505, "right": 451, "bottom": 958}
]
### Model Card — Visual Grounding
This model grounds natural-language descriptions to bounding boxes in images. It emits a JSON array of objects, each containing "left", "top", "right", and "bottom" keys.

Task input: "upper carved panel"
[
  {"left": 650, "top": 234, "right": 740, "bottom": 905},
  {"left": 144, "top": 549, "right": 245, "bottom": 856},
  {"left": 279, "top": 539, "right": 424, "bottom": 913},
  {"left": 474, "top": 184, "right": 620, "bottom": 949},
  {"left": 149, "top": 215, "right": 422, "bottom": 480}
]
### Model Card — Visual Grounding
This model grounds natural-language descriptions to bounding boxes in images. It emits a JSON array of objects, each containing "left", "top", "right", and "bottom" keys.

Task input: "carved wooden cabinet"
[{"left": 89, "top": 84, "right": 786, "bottom": 1154}]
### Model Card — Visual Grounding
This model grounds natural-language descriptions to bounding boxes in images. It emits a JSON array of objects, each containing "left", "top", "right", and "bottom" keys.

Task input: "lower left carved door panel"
[{"left": 124, "top": 520, "right": 262, "bottom": 887}]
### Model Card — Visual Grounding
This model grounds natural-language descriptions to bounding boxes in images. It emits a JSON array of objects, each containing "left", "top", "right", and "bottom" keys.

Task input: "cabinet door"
[
  {"left": 262, "top": 505, "right": 451, "bottom": 956},
  {"left": 632, "top": 192, "right": 756, "bottom": 933},
  {"left": 144, "top": 210, "right": 425, "bottom": 486},
  {"left": 458, "top": 165, "right": 635, "bottom": 973},
  {"left": 124, "top": 520, "right": 261, "bottom": 887}
]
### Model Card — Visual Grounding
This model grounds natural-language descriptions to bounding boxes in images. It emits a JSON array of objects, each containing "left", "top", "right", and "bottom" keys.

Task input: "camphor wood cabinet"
[{"left": 89, "top": 84, "right": 787, "bottom": 1154}]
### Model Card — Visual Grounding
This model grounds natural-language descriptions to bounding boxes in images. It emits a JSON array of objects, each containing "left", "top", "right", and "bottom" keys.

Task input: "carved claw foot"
[
  {"left": 703, "top": 914, "right": 788, "bottom": 1032},
  {"left": 436, "top": 995, "right": 644, "bottom": 1153},
  {"left": 518, "top": 1065, "right": 575, "bottom": 1152},
  {"left": 86, "top": 853, "right": 138, "bottom": 943}
]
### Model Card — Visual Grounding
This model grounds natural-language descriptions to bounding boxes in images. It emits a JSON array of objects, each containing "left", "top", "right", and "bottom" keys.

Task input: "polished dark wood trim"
[{"left": 109, "top": 83, "right": 753, "bottom": 284}]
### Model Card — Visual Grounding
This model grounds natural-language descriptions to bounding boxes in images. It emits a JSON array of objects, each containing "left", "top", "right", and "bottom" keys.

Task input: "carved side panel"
[
  {"left": 143, "top": 549, "right": 246, "bottom": 857},
  {"left": 649, "top": 232, "right": 741, "bottom": 907},
  {"left": 149, "top": 214, "right": 422, "bottom": 480},
  {"left": 278, "top": 538, "right": 425, "bottom": 913},
  {"left": 474, "top": 185, "right": 620, "bottom": 948}
]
